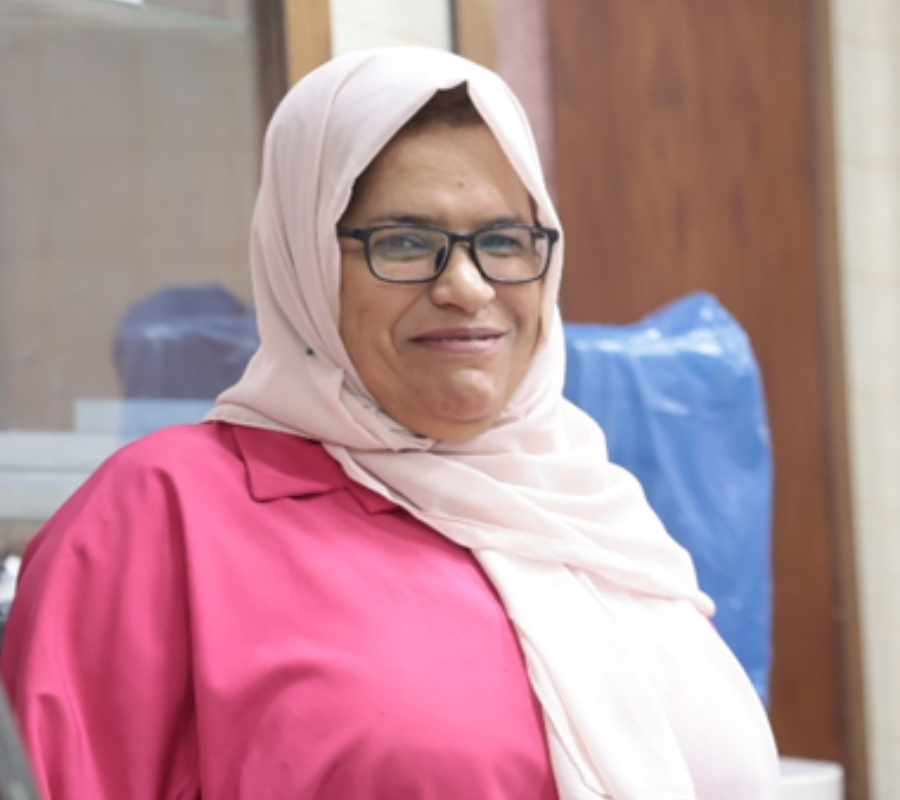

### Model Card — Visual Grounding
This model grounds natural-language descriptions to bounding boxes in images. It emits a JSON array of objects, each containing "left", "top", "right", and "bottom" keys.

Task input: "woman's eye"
[
  {"left": 478, "top": 231, "right": 528, "bottom": 257},
  {"left": 372, "top": 232, "right": 433, "bottom": 260}
]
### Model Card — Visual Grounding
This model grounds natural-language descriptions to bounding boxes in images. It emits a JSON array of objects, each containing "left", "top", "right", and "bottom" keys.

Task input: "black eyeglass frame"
[{"left": 337, "top": 223, "right": 560, "bottom": 285}]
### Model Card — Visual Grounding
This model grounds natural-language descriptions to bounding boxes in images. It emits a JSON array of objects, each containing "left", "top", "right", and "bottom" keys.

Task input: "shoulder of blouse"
[{"left": 105, "top": 421, "right": 399, "bottom": 514}]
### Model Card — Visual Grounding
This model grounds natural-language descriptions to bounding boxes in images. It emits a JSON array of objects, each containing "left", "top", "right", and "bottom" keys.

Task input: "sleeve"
[{"left": 0, "top": 447, "right": 200, "bottom": 800}]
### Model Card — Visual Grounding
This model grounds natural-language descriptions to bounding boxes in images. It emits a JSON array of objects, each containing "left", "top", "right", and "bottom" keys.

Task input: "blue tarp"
[{"left": 113, "top": 284, "right": 259, "bottom": 400}]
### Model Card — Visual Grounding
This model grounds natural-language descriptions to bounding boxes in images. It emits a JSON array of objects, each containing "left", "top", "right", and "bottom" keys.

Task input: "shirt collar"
[{"left": 227, "top": 423, "right": 397, "bottom": 515}]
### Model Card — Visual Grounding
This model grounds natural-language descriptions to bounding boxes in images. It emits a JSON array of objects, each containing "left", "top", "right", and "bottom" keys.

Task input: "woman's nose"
[{"left": 428, "top": 244, "right": 496, "bottom": 311}]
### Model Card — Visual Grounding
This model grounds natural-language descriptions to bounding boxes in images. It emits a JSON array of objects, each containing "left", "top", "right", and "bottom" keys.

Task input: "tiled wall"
[
  {"left": 330, "top": 0, "right": 452, "bottom": 55},
  {"left": 0, "top": 2, "right": 257, "bottom": 433},
  {"left": 830, "top": 2, "right": 900, "bottom": 797}
]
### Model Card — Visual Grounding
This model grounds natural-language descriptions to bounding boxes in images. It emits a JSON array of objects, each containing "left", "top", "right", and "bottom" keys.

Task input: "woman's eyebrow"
[
  {"left": 367, "top": 213, "right": 434, "bottom": 226},
  {"left": 480, "top": 214, "right": 533, "bottom": 227}
]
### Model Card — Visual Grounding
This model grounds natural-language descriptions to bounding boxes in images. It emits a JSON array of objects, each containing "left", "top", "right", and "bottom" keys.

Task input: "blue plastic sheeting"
[
  {"left": 113, "top": 285, "right": 260, "bottom": 400},
  {"left": 563, "top": 292, "right": 774, "bottom": 705}
]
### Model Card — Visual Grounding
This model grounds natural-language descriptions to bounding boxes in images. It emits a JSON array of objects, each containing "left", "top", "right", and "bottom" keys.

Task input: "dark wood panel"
[
  {"left": 547, "top": 0, "right": 864, "bottom": 795},
  {"left": 252, "top": 0, "right": 289, "bottom": 141}
]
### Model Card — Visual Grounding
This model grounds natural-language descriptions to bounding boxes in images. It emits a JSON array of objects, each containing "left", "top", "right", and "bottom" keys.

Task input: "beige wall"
[
  {"left": 329, "top": 0, "right": 452, "bottom": 55},
  {"left": 0, "top": 2, "right": 257, "bottom": 431},
  {"left": 830, "top": 1, "right": 900, "bottom": 797}
]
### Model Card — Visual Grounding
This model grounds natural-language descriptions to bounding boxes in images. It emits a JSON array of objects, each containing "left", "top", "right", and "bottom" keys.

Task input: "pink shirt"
[{"left": 1, "top": 422, "right": 558, "bottom": 800}]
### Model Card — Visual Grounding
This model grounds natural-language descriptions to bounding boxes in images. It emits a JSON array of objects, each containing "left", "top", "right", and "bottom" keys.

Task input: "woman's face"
[{"left": 338, "top": 123, "right": 544, "bottom": 443}]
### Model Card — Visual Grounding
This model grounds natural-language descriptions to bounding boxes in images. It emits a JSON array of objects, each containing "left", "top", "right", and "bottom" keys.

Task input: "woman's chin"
[
  {"left": 418, "top": 420, "right": 495, "bottom": 444},
  {"left": 405, "top": 397, "right": 504, "bottom": 444}
]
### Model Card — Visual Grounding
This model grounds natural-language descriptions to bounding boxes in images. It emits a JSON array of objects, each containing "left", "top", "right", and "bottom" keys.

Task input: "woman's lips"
[{"left": 411, "top": 327, "right": 505, "bottom": 354}]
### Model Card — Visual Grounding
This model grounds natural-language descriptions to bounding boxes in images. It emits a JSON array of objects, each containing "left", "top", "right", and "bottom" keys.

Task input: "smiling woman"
[{"left": 1, "top": 47, "right": 780, "bottom": 800}]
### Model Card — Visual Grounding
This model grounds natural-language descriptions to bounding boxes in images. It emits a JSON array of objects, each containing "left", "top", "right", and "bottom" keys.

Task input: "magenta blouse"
[{"left": 1, "top": 422, "right": 558, "bottom": 800}]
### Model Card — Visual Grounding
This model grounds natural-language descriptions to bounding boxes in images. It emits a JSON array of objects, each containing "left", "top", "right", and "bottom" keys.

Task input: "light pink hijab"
[{"left": 208, "top": 47, "right": 779, "bottom": 800}]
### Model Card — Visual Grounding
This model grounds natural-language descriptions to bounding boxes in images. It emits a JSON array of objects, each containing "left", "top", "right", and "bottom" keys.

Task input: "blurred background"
[{"left": 0, "top": 1, "right": 897, "bottom": 799}]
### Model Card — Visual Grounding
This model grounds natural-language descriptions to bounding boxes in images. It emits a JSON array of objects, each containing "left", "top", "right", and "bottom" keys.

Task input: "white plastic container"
[{"left": 780, "top": 756, "right": 844, "bottom": 800}]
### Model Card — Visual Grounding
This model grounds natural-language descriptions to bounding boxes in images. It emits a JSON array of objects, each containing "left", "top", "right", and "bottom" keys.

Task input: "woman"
[{"left": 1, "top": 47, "right": 779, "bottom": 799}]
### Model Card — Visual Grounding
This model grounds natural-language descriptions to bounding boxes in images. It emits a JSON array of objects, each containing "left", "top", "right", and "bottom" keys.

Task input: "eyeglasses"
[{"left": 337, "top": 223, "right": 559, "bottom": 285}]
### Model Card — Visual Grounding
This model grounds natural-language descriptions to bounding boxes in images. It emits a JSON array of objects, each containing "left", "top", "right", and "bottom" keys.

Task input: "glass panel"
[{"left": 0, "top": 0, "right": 262, "bottom": 543}]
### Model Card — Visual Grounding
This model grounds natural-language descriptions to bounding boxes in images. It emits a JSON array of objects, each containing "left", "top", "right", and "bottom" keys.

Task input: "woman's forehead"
[{"left": 341, "top": 122, "right": 534, "bottom": 227}]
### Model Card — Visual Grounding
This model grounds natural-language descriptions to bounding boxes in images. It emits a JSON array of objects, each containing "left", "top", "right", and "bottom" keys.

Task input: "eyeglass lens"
[{"left": 367, "top": 226, "right": 550, "bottom": 283}]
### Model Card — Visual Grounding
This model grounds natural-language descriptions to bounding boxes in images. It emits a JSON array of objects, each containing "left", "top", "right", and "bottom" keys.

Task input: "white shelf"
[
  {"left": 0, "top": 430, "right": 127, "bottom": 520},
  {"left": 0, "top": 472, "right": 92, "bottom": 521},
  {"left": 75, "top": 398, "right": 212, "bottom": 436},
  {"left": 0, "top": 399, "right": 212, "bottom": 521},
  {"left": 0, "top": 432, "right": 126, "bottom": 471}
]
